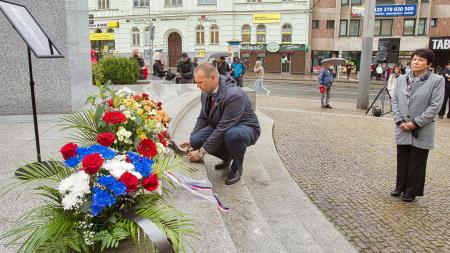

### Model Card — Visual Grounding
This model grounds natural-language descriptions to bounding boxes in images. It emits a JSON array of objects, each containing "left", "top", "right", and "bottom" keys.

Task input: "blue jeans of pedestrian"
[{"left": 190, "top": 125, "right": 253, "bottom": 171}]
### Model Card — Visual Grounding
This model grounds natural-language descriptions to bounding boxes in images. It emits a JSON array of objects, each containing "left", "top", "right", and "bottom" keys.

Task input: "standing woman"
[
  {"left": 387, "top": 66, "right": 401, "bottom": 99},
  {"left": 254, "top": 60, "right": 270, "bottom": 96},
  {"left": 391, "top": 48, "right": 444, "bottom": 202}
]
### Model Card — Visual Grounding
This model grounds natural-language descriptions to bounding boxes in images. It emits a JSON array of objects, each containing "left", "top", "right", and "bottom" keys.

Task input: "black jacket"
[
  {"left": 444, "top": 68, "right": 450, "bottom": 88},
  {"left": 152, "top": 61, "right": 165, "bottom": 77},
  {"left": 217, "top": 62, "right": 230, "bottom": 75},
  {"left": 176, "top": 59, "right": 195, "bottom": 79}
]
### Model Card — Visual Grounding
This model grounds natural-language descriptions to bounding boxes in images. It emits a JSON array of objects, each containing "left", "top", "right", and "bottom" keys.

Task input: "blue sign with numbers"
[{"left": 375, "top": 4, "right": 416, "bottom": 17}]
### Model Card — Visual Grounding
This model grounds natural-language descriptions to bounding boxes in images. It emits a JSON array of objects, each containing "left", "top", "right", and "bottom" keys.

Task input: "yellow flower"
[
  {"left": 136, "top": 108, "right": 144, "bottom": 115},
  {"left": 139, "top": 133, "right": 147, "bottom": 139}
]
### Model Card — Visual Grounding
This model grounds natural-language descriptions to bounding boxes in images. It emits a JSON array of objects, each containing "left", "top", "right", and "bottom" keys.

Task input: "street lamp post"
[
  {"left": 148, "top": 1, "right": 154, "bottom": 67},
  {"left": 356, "top": 0, "right": 376, "bottom": 109}
]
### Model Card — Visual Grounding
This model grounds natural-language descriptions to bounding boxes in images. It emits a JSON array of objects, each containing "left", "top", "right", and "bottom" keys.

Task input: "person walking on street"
[
  {"left": 152, "top": 53, "right": 166, "bottom": 80},
  {"left": 387, "top": 66, "right": 402, "bottom": 100},
  {"left": 179, "top": 63, "right": 261, "bottom": 185},
  {"left": 319, "top": 61, "right": 333, "bottom": 108},
  {"left": 193, "top": 57, "right": 199, "bottom": 68},
  {"left": 438, "top": 62, "right": 450, "bottom": 119},
  {"left": 376, "top": 64, "right": 383, "bottom": 81},
  {"left": 176, "top": 52, "right": 195, "bottom": 84},
  {"left": 131, "top": 48, "right": 145, "bottom": 80},
  {"left": 217, "top": 56, "right": 231, "bottom": 76},
  {"left": 391, "top": 48, "right": 444, "bottom": 202},
  {"left": 253, "top": 60, "right": 270, "bottom": 96},
  {"left": 231, "top": 56, "right": 246, "bottom": 87},
  {"left": 346, "top": 63, "right": 353, "bottom": 79}
]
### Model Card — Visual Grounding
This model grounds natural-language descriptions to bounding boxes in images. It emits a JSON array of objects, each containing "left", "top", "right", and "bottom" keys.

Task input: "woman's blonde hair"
[{"left": 255, "top": 60, "right": 262, "bottom": 67}]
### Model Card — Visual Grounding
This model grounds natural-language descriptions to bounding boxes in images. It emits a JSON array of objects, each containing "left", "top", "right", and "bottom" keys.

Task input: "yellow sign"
[
  {"left": 107, "top": 21, "right": 119, "bottom": 28},
  {"left": 90, "top": 33, "right": 115, "bottom": 41},
  {"left": 196, "top": 50, "right": 205, "bottom": 58},
  {"left": 253, "top": 13, "right": 281, "bottom": 24}
]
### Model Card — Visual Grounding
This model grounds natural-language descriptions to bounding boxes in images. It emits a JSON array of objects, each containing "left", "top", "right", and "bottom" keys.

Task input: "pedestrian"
[
  {"left": 404, "top": 62, "right": 411, "bottom": 75},
  {"left": 253, "top": 60, "right": 270, "bottom": 96},
  {"left": 152, "top": 53, "right": 166, "bottom": 80},
  {"left": 376, "top": 64, "right": 383, "bottom": 81},
  {"left": 387, "top": 66, "right": 401, "bottom": 100},
  {"left": 193, "top": 57, "right": 199, "bottom": 68},
  {"left": 438, "top": 61, "right": 450, "bottom": 119},
  {"left": 385, "top": 66, "right": 391, "bottom": 81},
  {"left": 176, "top": 52, "right": 195, "bottom": 84},
  {"left": 179, "top": 63, "right": 261, "bottom": 185},
  {"left": 217, "top": 56, "right": 231, "bottom": 76},
  {"left": 391, "top": 48, "right": 445, "bottom": 202},
  {"left": 231, "top": 56, "right": 246, "bottom": 87},
  {"left": 346, "top": 63, "right": 353, "bottom": 79},
  {"left": 370, "top": 64, "right": 375, "bottom": 79},
  {"left": 131, "top": 48, "right": 145, "bottom": 80},
  {"left": 318, "top": 60, "right": 333, "bottom": 108}
]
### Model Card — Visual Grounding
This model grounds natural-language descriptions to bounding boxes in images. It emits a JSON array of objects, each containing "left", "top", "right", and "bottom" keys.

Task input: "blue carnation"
[
  {"left": 89, "top": 144, "right": 115, "bottom": 160},
  {"left": 90, "top": 187, "right": 116, "bottom": 216},
  {"left": 127, "top": 151, "right": 153, "bottom": 177},
  {"left": 76, "top": 147, "right": 91, "bottom": 159},
  {"left": 109, "top": 182, "right": 127, "bottom": 196},
  {"left": 64, "top": 156, "right": 81, "bottom": 168},
  {"left": 90, "top": 205, "right": 103, "bottom": 216},
  {"left": 97, "top": 175, "right": 116, "bottom": 187}
]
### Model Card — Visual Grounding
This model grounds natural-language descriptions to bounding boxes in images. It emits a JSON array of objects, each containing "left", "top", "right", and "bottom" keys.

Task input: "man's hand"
[
  {"left": 179, "top": 141, "right": 191, "bottom": 149},
  {"left": 188, "top": 149, "right": 203, "bottom": 162}
]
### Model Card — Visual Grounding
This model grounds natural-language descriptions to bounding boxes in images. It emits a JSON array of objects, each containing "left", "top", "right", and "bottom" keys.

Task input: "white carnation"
[{"left": 58, "top": 171, "right": 90, "bottom": 210}]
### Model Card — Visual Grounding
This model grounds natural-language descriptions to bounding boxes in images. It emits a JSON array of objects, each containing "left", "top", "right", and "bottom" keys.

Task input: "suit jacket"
[
  {"left": 191, "top": 76, "right": 261, "bottom": 153},
  {"left": 392, "top": 72, "right": 444, "bottom": 149}
]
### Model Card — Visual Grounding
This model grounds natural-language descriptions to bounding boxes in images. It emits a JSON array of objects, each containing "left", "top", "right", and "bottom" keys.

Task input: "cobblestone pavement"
[{"left": 258, "top": 96, "right": 450, "bottom": 253}]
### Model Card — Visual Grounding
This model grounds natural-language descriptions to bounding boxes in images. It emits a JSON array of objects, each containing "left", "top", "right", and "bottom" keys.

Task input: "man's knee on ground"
[{"left": 224, "top": 128, "right": 243, "bottom": 144}]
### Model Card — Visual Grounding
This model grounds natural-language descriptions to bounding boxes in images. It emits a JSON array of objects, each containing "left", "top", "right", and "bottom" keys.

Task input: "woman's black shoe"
[
  {"left": 402, "top": 195, "right": 415, "bottom": 202},
  {"left": 391, "top": 190, "right": 402, "bottom": 197}
]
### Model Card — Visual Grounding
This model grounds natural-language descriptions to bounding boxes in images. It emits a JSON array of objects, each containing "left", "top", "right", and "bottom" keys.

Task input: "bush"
[{"left": 95, "top": 56, "right": 140, "bottom": 84}]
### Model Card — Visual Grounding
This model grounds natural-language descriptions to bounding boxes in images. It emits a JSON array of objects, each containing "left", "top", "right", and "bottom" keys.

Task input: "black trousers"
[
  {"left": 190, "top": 125, "right": 252, "bottom": 172},
  {"left": 395, "top": 145, "right": 429, "bottom": 197},
  {"left": 438, "top": 86, "right": 450, "bottom": 117}
]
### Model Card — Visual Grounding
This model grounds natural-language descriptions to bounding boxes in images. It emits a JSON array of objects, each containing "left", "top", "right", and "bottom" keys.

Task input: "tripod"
[{"left": 365, "top": 77, "right": 392, "bottom": 116}]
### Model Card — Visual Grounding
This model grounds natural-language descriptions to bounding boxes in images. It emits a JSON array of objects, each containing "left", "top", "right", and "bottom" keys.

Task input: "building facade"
[
  {"left": 88, "top": 0, "right": 310, "bottom": 73},
  {"left": 310, "top": 0, "right": 450, "bottom": 73}
]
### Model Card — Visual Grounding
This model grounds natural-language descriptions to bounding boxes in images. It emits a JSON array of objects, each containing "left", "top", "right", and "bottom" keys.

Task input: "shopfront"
[
  {"left": 240, "top": 43, "right": 306, "bottom": 74},
  {"left": 90, "top": 32, "right": 116, "bottom": 59},
  {"left": 429, "top": 37, "right": 450, "bottom": 68}
]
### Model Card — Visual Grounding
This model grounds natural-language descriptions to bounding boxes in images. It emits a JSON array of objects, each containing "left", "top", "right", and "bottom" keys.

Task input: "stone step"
[
  {"left": 251, "top": 111, "right": 358, "bottom": 253},
  {"left": 170, "top": 103, "right": 237, "bottom": 253}
]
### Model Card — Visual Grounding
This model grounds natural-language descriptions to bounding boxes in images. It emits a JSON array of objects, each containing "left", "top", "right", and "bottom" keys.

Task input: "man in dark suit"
[{"left": 180, "top": 63, "right": 260, "bottom": 185}]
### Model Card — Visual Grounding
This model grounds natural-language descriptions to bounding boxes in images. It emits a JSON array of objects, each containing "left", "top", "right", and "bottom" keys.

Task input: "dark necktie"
[{"left": 207, "top": 95, "right": 215, "bottom": 115}]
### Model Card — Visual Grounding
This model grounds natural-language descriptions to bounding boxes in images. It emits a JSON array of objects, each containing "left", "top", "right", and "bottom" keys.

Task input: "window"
[
  {"left": 98, "top": 0, "right": 109, "bottom": 9},
  {"left": 256, "top": 24, "right": 266, "bottom": 43},
  {"left": 196, "top": 25, "right": 205, "bottom": 44},
  {"left": 376, "top": 0, "right": 394, "bottom": 4},
  {"left": 351, "top": 0, "right": 362, "bottom": 5},
  {"left": 431, "top": 18, "right": 437, "bottom": 27},
  {"left": 107, "top": 28, "right": 114, "bottom": 33},
  {"left": 131, "top": 27, "right": 140, "bottom": 46},
  {"left": 165, "top": 0, "right": 182, "bottom": 6},
  {"left": 144, "top": 27, "right": 150, "bottom": 45},
  {"left": 247, "top": 0, "right": 261, "bottom": 2},
  {"left": 95, "top": 29, "right": 102, "bottom": 33},
  {"left": 241, "top": 24, "right": 251, "bottom": 44},
  {"left": 312, "top": 20, "right": 319, "bottom": 29},
  {"left": 198, "top": 0, "right": 216, "bottom": 4},
  {"left": 133, "top": 0, "right": 149, "bottom": 7},
  {"left": 405, "top": 0, "right": 417, "bottom": 3},
  {"left": 374, "top": 19, "right": 393, "bottom": 36},
  {"left": 326, "top": 20, "right": 335, "bottom": 29},
  {"left": 341, "top": 0, "right": 349, "bottom": 5},
  {"left": 403, "top": 19, "right": 415, "bottom": 35},
  {"left": 418, "top": 18, "right": 426, "bottom": 35},
  {"left": 349, "top": 20, "right": 360, "bottom": 36},
  {"left": 210, "top": 24, "right": 219, "bottom": 44},
  {"left": 282, "top": 23, "right": 292, "bottom": 43},
  {"left": 339, "top": 20, "right": 348, "bottom": 36}
]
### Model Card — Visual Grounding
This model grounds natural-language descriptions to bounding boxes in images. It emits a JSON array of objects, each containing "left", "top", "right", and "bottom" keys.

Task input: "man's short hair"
[
  {"left": 411, "top": 48, "right": 435, "bottom": 65},
  {"left": 195, "top": 62, "right": 219, "bottom": 78}
]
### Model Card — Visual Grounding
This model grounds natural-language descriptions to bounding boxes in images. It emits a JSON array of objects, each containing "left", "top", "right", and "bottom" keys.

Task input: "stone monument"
[{"left": 0, "top": 0, "right": 91, "bottom": 115}]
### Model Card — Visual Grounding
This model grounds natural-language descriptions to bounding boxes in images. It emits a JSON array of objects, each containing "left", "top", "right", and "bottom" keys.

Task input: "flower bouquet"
[{"left": 0, "top": 84, "right": 197, "bottom": 253}]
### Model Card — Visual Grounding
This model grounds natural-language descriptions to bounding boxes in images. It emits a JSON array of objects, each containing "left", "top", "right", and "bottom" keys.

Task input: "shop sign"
[
  {"left": 90, "top": 33, "right": 115, "bottom": 41},
  {"left": 429, "top": 37, "right": 450, "bottom": 51},
  {"left": 280, "top": 44, "right": 305, "bottom": 52},
  {"left": 130, "top": 17, "right": 151, "bottom": 24},
  {"left": 266, "top": 42, "right": 280, "bottom": 53},
  {"left": 198, "top": 15, "right": 217, "bottom": 23},
  {"left": 196, "top": 50, "right": 205, "bottom": 58},
  {"left": 252, "top": 13, "right": 280, "bottom": 24},
  {"left": 240, "top": 44, "right": 266, "bottom": 52},
  {"left": 90, "top": 21, "right": 119, "bottom": 29},
  {"left": 352, "top": 5, "right": 416, "bottom": 17},
  {"left": 160, "top": 17, "right": 186, "bottom": 21}
]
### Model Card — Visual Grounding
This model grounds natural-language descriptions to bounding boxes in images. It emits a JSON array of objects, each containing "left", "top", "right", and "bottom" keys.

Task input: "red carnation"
[
  {"left": 157, "top": 102, "right": 162, "bottom": 109},
  {"left": 137, "top": 139, "right": 158, "bottom": 158},
  {"left": 97, "top": 132, "right": 115, "bottom": 146},
  {"left": 133, "top": 95, "right": 141, "bottom": 101},
  {"left": 119, "top": 172, "right": 139, "bottom": 192},
  {"left": 142, "top": 93, "right": 149, "bottom": 100},
  {"left": 142, "top": 173, "right": 159, "bottom": 192},
  {"left": 107, "top": 99, "right": 114, "bottom": 107},
  {"left": 81, "top": 154, "right": 104, "bottom": 174},
  {"left": 102, "top": 111, "right": 127, "bottom": 124},
  {"left": 158, "top": 133, "right": 167, "bottom": 147},
  {"left": 60, "top": 143, "right": 78, "bottom": 160}
]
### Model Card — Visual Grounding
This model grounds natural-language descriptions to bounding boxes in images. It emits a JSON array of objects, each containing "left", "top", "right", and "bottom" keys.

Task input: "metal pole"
[
  {"left": 356, "top": 0, "right": 376, "bottom": 110},
  {"left": 28, "top": 46, "right": 41, "bottom": 162},
  {"left": 148, "top": 2, "right": 153, "bottom": 68}
]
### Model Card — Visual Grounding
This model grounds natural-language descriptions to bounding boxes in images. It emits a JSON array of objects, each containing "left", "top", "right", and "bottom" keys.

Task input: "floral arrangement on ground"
[{"left": 0, "top": 83, "right": 197, "bottom": 253}]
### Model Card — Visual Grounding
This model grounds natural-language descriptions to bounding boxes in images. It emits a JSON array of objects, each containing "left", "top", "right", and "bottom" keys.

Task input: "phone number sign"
[{"left": 375, "top": 4, "right": 416, "bottom": 17}]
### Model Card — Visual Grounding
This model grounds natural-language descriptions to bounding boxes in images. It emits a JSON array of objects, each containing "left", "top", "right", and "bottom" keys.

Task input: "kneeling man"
[{"left": 181, "top": 63, "right": 260, "bottom": 185}]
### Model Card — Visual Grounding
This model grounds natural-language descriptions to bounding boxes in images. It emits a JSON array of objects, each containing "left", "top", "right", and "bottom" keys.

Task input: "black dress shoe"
[
  {"left": 438, "top": 115, "right": 444, "bottom": 119},
  {"left": 391, "top": 190, "right": 402, "bottom": 197},
  {"left": 402, "top": 195, "right": 415, "bottom": 202},
  {"left": 225, "top": 168, "right": 242, "bottom": 185},
  {"left": 325, "top": 104, "right": 333, "bottom": 109},
  {"left": 215, "top": 159, "right": 232, "bottom": 170}
]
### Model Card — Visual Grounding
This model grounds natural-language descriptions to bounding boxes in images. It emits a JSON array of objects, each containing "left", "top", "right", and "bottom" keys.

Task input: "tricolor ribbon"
[{"left": 165, "top": 171, "right": 229, "bottom": 212}]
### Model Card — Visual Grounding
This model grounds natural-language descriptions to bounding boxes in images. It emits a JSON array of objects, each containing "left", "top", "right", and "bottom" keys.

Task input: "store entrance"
[
  {"left": 168, "top": 32, "right": 182, "bottom": 67},
  {"left": 281, "top": 53, "right": 291, "bottom": 73}
]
